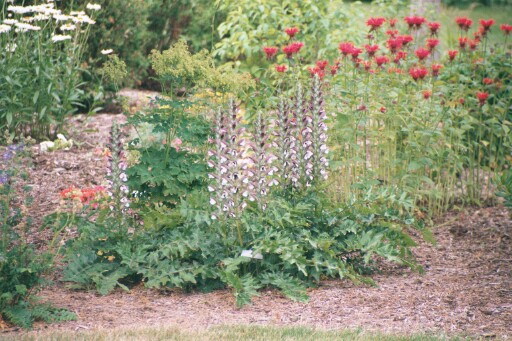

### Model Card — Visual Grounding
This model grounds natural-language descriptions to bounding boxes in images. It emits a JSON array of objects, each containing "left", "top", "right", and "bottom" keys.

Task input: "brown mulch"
[{"left": 2, "top": 90, "right": 511, "bottom": 339}]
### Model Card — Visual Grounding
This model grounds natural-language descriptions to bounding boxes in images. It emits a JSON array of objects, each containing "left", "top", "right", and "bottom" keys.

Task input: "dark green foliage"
[{"left": 497, "top": 166, "right": 512, "bottom": 215}]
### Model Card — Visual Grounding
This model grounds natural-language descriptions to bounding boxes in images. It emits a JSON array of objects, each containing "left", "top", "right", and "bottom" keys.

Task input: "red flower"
[
  {"left": 422, "top": 90, "right": 432, "bottom": 100},
  {"left": 365, "top": 44, "right": 380, "bottom": 57},
  {"left": 483, "top": 78, "right": 493, "bottom": 85},
  {"left": 350, "top": 47, "right": 363, "bottom": 60},
  {"left": 339, "top": 42, "right": 355, "bottom": 56},
  {"left": 459, "top": 98, "right": 465, "bottom": 105},
  {"left": 404, "top": 16, "right": 426, "bottom": 29},
  {"left": 476, "top": 91, "right": 489, "bottom": 106},
  {"left": 275, "top": 64, "right": 287, "bottom": 73},
  {"left": 316, "top": 60, "right": 329, "bottom": 70},
  {"left": 389, "top": 18, "right": 398, "bottom": 28},
  {"left": 415, "top": 47, "right": 430, "bottom": 61},
  {"left": 409, "top": 67, "right": 428, "bottom": 81},
  {"left": 455, "top": 17, "right": 472, "bottom": 31},
  {"left": 469, "top": 39, "right": 479, "bottom": 51},
  {"left": 282, "top": 42, "right": 304, "bottom": 58},
  {"left": 458, "top": 37, "right": 468, "bottom": 49},
  {"left": 500, "top": 24, "right": 512, "bottom": 35},
  {"left": 393, "top": 50, "right": 407, "bottom": 64},
  {"left": 263, "top": 46, "right": 278, "bottom": 59},
  {"left": 399, "top": 35, "right": 414, "bottom": 46},
  {"left": 387, "top": 38, "right": 403, "bottom": 54},
  {"left": 330, "top": 65, "right": 339, "bottom": 75},
  {"left": 353, "top": 58, "right": 362, "bottom": 68},
  {"left": 362, "top": 60, "right": 372, "bottom": 71},
  {"left": 426, "top": 38, "right": 439, "bottom": 51},
  {"left": 386, "top": 29, "right": 398, "bottom": 38},
  {"left": 448, "top": 49, "right": 458, "bottom": 61},
  {"left": 380, "top": 106, "right": 387, "bottom": 113},
  {"left": 308, "top": 66, "right": 325, "bottom": 79},
  {"left": 285, "top": 27, "right": 299, "bottom": 38},
  {"left": 479, "top": 19, "right": 495, "bottom": 31},
  {"left": 431, "top": 63, "right": 443, "bottom": 77},
  {"left": 366, "top": 17, "right": 386, "bottom": 31},
  {"left": 388, "top": 67, "right": 402, "bottom": 74},
  {"left": 375, "top": 55, "right": 390, "bottom": 67},
  {"left": 428, "top": 22, "right": 441, "bottom": 35}
]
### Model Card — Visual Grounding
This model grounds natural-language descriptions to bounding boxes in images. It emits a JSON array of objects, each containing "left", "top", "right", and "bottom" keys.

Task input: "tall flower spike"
[
  {"left": 309, "top": 75, "right": 329, "bottom": 182},
  {"left": 293, "top": 82, "right": 312, "bottom": 187},
  {"left": 274, "top": 97, "right": 299, "bottom": 188},
  {"left": 250, "top": 111, "right": 278, "bottom": 210},
  {"left": 107, "top": 121, "right": 129, "bottom": 222}
]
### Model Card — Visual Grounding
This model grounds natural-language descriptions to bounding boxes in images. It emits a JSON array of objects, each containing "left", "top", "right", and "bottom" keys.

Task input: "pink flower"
[
  {"left": 426, "top": 38, "right": 439, "bottom": 51},
  {"left": 479, "top": 19, "right": 495, "bottom": 31},
  {"left": 428, "top": 22, "right": 441, "bottom": 35},
  {"left": 476, "top": 91, "right": 489, "bottom": 106},
  {"left": 172, "top": 137, "right": 182, "bottom": 152},
  {"left": 365, "top": 44, "right": 380, "bottom": 57},
  {"left": 339, "top": 42, "right": 355, "bottom": 56},
  {"left": 316, "top": 60, "right": 329, "bottom": 70},
  {"left": 500, "top": 24, "right": 512, "bottom": 35},
  {"left": 431, "top": 63, "right": 443, "bottom": 77},
  {"left": 409, "top": 67, "right": 428, "bottom": 81},
  {"left": 308, "top": 66, "right": 325, "bottom": 79},
  {"left": 282, "top": 42, "right": 304, "bottom": 58},
  {"left": 456, "top": 17, "right": 472, "bottom": 31},
  {"left": 375, "top": 55, "right": 390, "bottom": 67},
  {"left": 448, "top": 49, "right": 458, "bottom": 61},
  {"left": 404, "top": 16, "right": 426, "bottom": 29},
  {"left": 415, "top": 47, "right": 430, "bottom": 61},
  {"left": 422, "top": 90, "right": 432, "bottom": 100}
]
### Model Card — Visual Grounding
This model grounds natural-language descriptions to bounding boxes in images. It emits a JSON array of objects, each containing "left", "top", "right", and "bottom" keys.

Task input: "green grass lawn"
[{"left": 0, "top": 325, "right": 465, "bottom": 341}]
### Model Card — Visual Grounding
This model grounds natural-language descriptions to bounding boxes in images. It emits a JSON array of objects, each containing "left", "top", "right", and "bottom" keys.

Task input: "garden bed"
[{"left": 2, "top": 102, "right": 511, "bottom": 339}]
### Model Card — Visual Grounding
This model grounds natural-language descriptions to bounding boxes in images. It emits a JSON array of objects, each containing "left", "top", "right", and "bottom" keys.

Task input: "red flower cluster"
[
  {"left": 285, "top": 27, "right": 299, "bottom": 38},
  {"left": 60, "top": 185, "right": 107, "bottom": 206},
  {"left": 387, "top": 38, "right": 403, "bottom": 53},
  {"left": 456, "top": 17, "right": 473, "bottom": 31},
  {"left": 479, "top": 19, "right": 495, "bottom": 31},
  {"left": 428, "top": 22, "right": 441, "bottom": 35},
  {"left": 263, "top": 46, "right": 278, "bottom": 59},
  {"left": 458, "top": 37, "right": 468, "bottom": 49},
  {"left": 389, "top": 18, "right": 398, "bottom": 28},
  {"left": 339, "top": 42, "right": 355, "bottom": 56},
  {"left": 483, "top": 78, "right": 493, "bottom": 85},
  {"left": 501, "top": 24, "right": 512, "bottom": 35},
  {"left": 375, "top": 55, "right": 390, "bottom": 67},
  {"left": 365, "top": 44, "right": 380, "bottom": 57},
  {"left": 404, "top": 16, "right": 426, "bottom": 29},
  {"left": 393, "top": 51, "right": 407, "bottom": 64},
  {"left": 415, "top": 47, "right": 430, "bottom": 61},
  {"left": 316, "top": 60, "right": 329, "bottom": 70},
  {"left": 366, "top": 17, "right": 386, "bottom": 31},
  {"left": 275, "top": 64, "right": 287, "bottom": 73},
  {"left": 409, "top": 67, "right": 428, "bottom": 81},
  {"left": 426, "top": 38, "right": 439, "bottom": 51},
  {"left": 330, "top": 65, "right": 339, "bottom": 75},
  {"left": 422, "top": 90, "right": 432, "bottom": 100},
  {"left": 431, "top": 63, "right": 443, "bottom": 77},
  {"left": 282, "top": 41, "right": 304, "bottom": 58},
  {"left": 476, "top": 91, "right": 489, "bottom": 106},
  {"left": 448, "top": 49, "right": 458, "bottom": 61},
  {"left": 469, "top": 39, "right": 479, "bottom": 51},
  {"left": 308, "top": 66, "right": 326, "bottom": 79}
]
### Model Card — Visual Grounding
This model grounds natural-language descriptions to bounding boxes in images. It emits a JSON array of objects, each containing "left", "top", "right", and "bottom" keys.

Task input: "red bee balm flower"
[
  {"left": 448, "top": 50, "right": 458, "bottom": 61},
  {"left": 263, "top": 46, "right": 278, "bottom": 59},
  {"left": 380, "top": 106, "right": 387, "bottom": 113},
  {"left": 275, "top": 64, "right": 287, "bottom": 72},
  {"left": 389, "top": 18, "right": 398, "bottom": 28},
  {"left": 282, "top": 42, "right": 304, "bottom": 58},
  {"left": 285, "top": 27, "right": 299, "bottom": 38},
  {"left": 426, "top": 38, "right": 439, "bottom": 51},
  {"left": 428, "top": 22, "right": 441, "bottom": 35},
  {"left": 399, "top": 35, "right": 414, "bottom": 46},
  {"left": 431, "top": 63, "right": 443, "bottom": 77},
  {"left": 456, "top": 17, "right": 472, "bottom": 31},
  {"left": 366, "top": 17, "right": 386, "bottom": 31},
  {"left": 479, "top": 19, "right": 495, "bottom": 31},
  {"left": 483, "top": 78, "right": 493, "bottom": 85},
  {"left": 375, "top": 55, "right": 390, "bottom": 67},
  {"left": 422, "top": 90, "right": 432, "bottom": 100},
  {"left": 330, "top": 65, "right": 339, "bottom": 75},
  {"left": 409, "top": 67, "right": 428, "bottom": 81},
  {"left": 500, "top": 24, "right": 512, "bottom": 35},
  {"left": 339, "top": 42, "right": 355, "bottom": 56},
  {"left": 386, "top": 29, "right": 398, "bottom": 38},
  {"left": 404, "top": 16, "right": 426, "bottom": 29},
  {"left": 365, "top": 44, "right": 380, "bottom": 57},
  {"left": 458, "top": 37, "right": 468, "bottom": 49},
  {"left": 469, "top": 39, "right": 479, "bottom": 51},
  {"left": 476, "top": 91, "right": 489, "bottom": 106},
  {"left": 393, "top": 51, "right": 407, "bottom": 64},
  {"left": 350, "top": 47, "right": 363, "bottom": 60},
  {"left": 308, "top": 66, "right": 325, "bottom": 79},
  {"left": 415, "top": 47, "right": 430, "bottom": 61},
  {"left": 387, "top": 38, "right": 403, "bottom": 53},
  {"left": 316, "top": 60, "right": 329, "bottom": 70}
]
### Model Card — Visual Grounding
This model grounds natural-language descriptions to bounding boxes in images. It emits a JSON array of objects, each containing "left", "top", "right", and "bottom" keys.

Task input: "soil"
[{"left": 1, "top": 90, "right": 511, "bottom": 339}]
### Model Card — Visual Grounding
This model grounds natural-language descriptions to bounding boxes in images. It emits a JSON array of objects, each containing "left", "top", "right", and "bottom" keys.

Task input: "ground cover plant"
[{"left": 0, "top": 0, "right": 511, "bottom": 336}]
